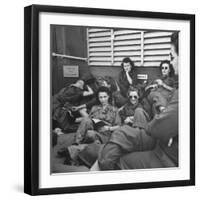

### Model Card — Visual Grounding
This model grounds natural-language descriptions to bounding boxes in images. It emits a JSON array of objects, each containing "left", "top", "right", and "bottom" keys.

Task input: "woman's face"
[
  {"left": 101, "top": 80, "right": 111, "bottom": 88},
  {"left": 98, "top": 92, "right": 110, "bottom": 106},
  {"left": 123, "top": 62, "right": 132, "bottom": 73},
  {"left": 170, "top": 44, "right": 178, "bottom": 75},
  {"left": 161, "top": 63, "right": 170, "bottom": 77},
  {"left": 128, "top": 91, "right": 139, "bottom": 105},
  {"left": 76, "top": 80, "right": 84, "bottom": 89}
]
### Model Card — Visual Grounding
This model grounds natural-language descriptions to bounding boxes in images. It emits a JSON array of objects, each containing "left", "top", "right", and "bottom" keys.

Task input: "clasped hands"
[{"left": 124, "top": 116, "right": 134, "bottom": 124}]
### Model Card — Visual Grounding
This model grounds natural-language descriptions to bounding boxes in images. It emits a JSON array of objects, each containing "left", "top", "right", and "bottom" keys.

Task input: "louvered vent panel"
[
  {"left": 87, "top": 28, "right": 112, "bottom": 65},
  {"left": 113, "top": 30, "right": 142, "bottom": 66},
  {"left": 143, "top": 31, "right": 172, "bottom": 67}
]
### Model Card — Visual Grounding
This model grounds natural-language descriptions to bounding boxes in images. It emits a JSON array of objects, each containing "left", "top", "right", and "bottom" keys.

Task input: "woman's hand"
[
  {"left": 104, "top": 125, "right": 111, "bottom": 131},
  {"left": 100, "top": 125, "right": 111, "bottom": 132},
  {"left": 125, "top": 71, "right": 133, "bottom": 85},
  {"left": 145, "top": 84, "right": 158, "bottom": 91},
  {"left": 159, "top": 106, "right": 166, "bottom": 113},
  {"left": 71, "top": 104, "right": 86, "bottom": 112},
  {"left": 124, "top": 116, "right": 134, "bottom": 124},
  {"left": 154, "top": 79, "right": 163, "bottom": 86},
  {"left": 71, "top": 106, "right": 79, "bottom": 112},
  {"left": 83, "top": 85, "right": 94, "bottom": 96}
]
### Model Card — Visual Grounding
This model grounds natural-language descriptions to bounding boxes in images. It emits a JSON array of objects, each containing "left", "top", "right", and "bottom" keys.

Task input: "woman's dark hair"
[
  {"left": 171, "top": 32, "right": 179, "bottom": 55},
  {"left": 96, "top": 86, "right": 112, "bottom": 105},
  {"left": 127, "top": 86, "right": 139, "bottom": 98},
  {"left": 121, "top": 57, "right": 135, "bottom": 72},
  {"left": 159, "top": 60, "right": 175, "bottom": 77},
  {"left": 104, "top": 76, "right": 118, "bottom": 92}
]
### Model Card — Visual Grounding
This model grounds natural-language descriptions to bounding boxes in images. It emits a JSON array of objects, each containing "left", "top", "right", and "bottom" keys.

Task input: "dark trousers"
[
  {"left": 118, "top": 144, "right": 176, "bottom": 169},
  {"left": 98, "top": 126, "right": 155, "bottom": 170},
  {"left": 98, "top": 142, "right": 176, "bottom": 170}
]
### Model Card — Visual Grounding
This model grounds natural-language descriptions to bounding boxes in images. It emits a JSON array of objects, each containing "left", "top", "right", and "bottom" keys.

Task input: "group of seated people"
[{"left": 52, "top": 31, "right": 179, "bottom": 172}]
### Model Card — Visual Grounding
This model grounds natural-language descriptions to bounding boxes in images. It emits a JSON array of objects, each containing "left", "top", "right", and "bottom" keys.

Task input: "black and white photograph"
[
  {"left": 24, "top": 5, "right": 195, "bottom": 195},
  {"left": 51, "top": 26, "right": 179, "bottom": 173},
  {"left": 1, "top": 0, "right": 200, "bottom": 199}
]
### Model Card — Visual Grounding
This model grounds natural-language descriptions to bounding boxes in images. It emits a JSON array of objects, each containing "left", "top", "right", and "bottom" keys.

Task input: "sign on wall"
[{"left": 63, "top": 65, "right": 79, "bottom": 77}]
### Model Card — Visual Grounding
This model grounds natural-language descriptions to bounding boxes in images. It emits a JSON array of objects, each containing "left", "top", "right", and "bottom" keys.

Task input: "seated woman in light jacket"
[
  {"left": 57, "top": 86, "right": 121, "bottom": 168},
  {"left": 75, "top": 86, "right": 121, "bottom": 144},
  {"left": 119, "top": 87, "right": 149, "bottom": 129}
]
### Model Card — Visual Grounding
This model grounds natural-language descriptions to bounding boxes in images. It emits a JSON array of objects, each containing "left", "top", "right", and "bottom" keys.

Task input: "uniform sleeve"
[
  {"left": 113, "top": 109, "right": 122, "bottom": 126},
  {"left": 119, "top": 106, "right": 126, "bottom": 123},
  {"left": 167, "top": 77, "right": 175, "bottom": 87},
  {"left": 89, "top": 106, "right": 98, "bottom": 118},
  {"left": 164, "top": 77, "right": 175, "bottom": 88},
  {"left": 118, "top": 72, "right": 129, "bottom": 97},
  {"left": 148, "top": 90, "right": 168, "bottom": 110},
  {"left": 85, "top": 97, "right": 97, "bottom": 110},
  {"left": 59, "top": 87, "right": 83, "bottom": 103},
  {"left": 147, "top": 90, "right": 178, "bottom": 142}
]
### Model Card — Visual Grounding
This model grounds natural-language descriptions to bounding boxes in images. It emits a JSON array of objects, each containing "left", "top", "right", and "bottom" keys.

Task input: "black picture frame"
[{"left": 24, "top": 4, "right": 195, "bottom": 196}]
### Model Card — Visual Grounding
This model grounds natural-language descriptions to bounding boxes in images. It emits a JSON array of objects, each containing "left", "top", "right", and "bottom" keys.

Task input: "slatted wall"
[
  {"left": 87, "top": 28, "right": 112, "bottom": 66},
  {"left": 143, "top": 31, "right": 172, "bottom": 66},
  {"left": 113, "top": 29, "right": 141, "bottom": 66},
  {"left": 87, "top": 28, "right": 173, "bottom": 67}
]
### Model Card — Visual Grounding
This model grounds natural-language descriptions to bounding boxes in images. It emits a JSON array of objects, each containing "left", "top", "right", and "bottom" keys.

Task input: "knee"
[
  {"left": 85, "top": 130, "right": 98, "bottom": 143},
  {"left": 79, "top": 108, "right": 88, "bottom": 117},
  {"left": 98, "top": 157, "right": 115, "bottom": 170},
  {"left": 134, "top": 107, "right": 144, "bottom": 115},
  {"left": 98, "top": 147, "right": 113, "bottom": 170},
  {"left": 86, "top": 130, "right": 97, "bottom": 138},
  {"left": 98, "top": 144, "right": 120, "bottom": 170},
  {"left": 81, "top": 116, "right": 92, "bottom": 124},
  {"left": 134, "top": 108, "right": 147, "bottom": 119}
]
